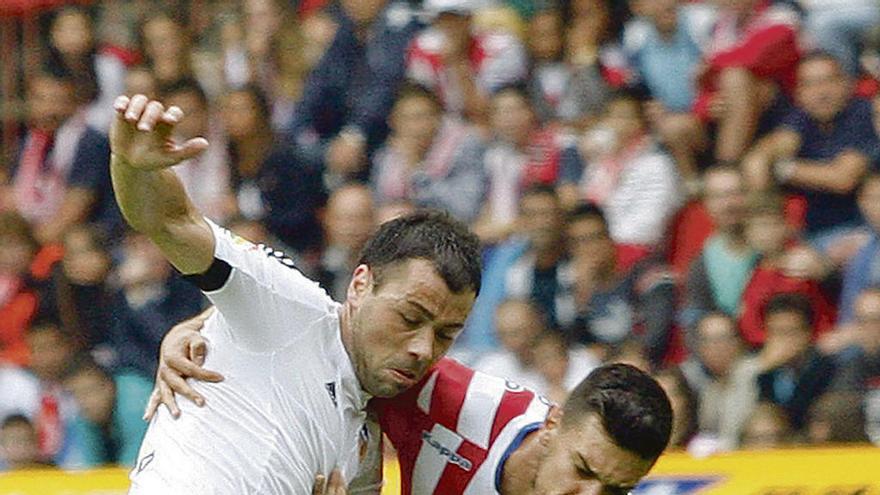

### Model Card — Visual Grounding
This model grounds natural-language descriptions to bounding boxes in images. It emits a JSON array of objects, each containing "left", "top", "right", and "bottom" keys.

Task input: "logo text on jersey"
[
  {"left": 325, "top": 382, "right": 338, "bottom": 408},
  {"left": 421, "top": 431, "right": 473, "bottom": 471}
]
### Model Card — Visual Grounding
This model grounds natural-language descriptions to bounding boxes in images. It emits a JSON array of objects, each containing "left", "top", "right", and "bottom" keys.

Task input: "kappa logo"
[
  {"left": 421, "top": 431, "right": 473, "bottom": 471},
  {"left": 632, "top": 477, "right": 722, "bottom": 494},
  {"left": 325, "top": 382, "right": 338, "bottom": 408}
]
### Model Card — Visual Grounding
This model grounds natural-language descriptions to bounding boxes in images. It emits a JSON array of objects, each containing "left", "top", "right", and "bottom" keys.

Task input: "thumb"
[{"left": 168, "top": 137, "right": 209, "bottom": 162}]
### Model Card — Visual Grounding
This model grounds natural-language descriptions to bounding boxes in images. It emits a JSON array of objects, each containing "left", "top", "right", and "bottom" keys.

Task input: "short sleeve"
[{"left": 186, "top": 220, "right": 338, "bottom": 352}]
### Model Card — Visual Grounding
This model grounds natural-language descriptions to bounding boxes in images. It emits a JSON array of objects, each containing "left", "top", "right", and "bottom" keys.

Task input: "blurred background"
[{"left": 0, "top": 0, "right": 879, "bottom": 488}]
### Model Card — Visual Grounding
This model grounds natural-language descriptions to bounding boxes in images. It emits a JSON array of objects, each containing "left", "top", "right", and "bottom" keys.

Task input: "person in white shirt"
[{"left": 109, "top": 94, "right": 482, "bottom": 494}]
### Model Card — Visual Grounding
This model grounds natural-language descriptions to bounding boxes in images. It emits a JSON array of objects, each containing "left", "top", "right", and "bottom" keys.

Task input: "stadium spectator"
[
  {"left": 740, "top": 402, "right": 794, "bottom": 449},
  {"left": 0, "top": 415, "right": 44, "bottom": 470},
  {"left": 551, "top": 3, "right": 618, "bottom": 128},
  {"left": 406, "top": 0, "right": 527, "bottom": 122},
  {"left": 682, "top": 166, "right": 758, "bottom": 335},
  {"left": 8, "top": 72, "right": 118, "bottom": 244},
  {"left": 739, "top": 192, "right": 836, "bottom": 347},
  {"left": 0, "top": 212, "right": 53, "bottom": 366},
  {"left": 55, "top": 225, "right": 112, "bottom": 351},
  {"left": 680, "top": 313, "right": 761, "bottom": 452},
  {"left": 531, "top": 330, "right": 599, "bottom": 403},
  {"left": 222, "top": 85, "right": 327, "bottom": 254},
  {"left": 755, "top": 293, "right": 836, "bottom": 431},
  {"left": 742, "top": 53, "right": 880, "bottom": 241},
  {"left": 559, "top": 91, "right": 683, "bottom": 248},
  {"left": 624, "top": 0, "right": 713, "bottom": 183},
  {"left": 525, "top": 6, "right": 573, "bottom": 124},
  {"left": 461, "top": 186, "right": 567, "bottom": 353},
  {"left": 654, "top": 367, "right": 699, "bottom": 449},
  {"left": 24, "top": 319, "right": 82, "bottom": 468},
  {"left": 63, "top": 358, "right": 152, "bottom": 467},
  {"left": 475, "top": 85, "right": 569, "bottom": 243},
  {"left": 317, "top": 184, "right": 377, "bottom": 301},
  {"left": 806, "top": 391, "right": 870, "bottom": 444},
  {"left": 105, "top": 233, "right": 204, "bottom": 379},
  {"left": 140, "top": 14, "right": 195, "bottom": 88},
  {"left": 839, "top": 172, "right": 880, "bottom": 323},
  {"left": 561, "top": 203, "right": 677, "bottom": 366},
  {"left": 824, "top": 287, "right": 880, "bottom": 444},
  {"left": 161, "top": 79, "right": 234, "bottom": 221},
  {"left": 473, "top": 298, "right": 547, "bottom": 391},
  {"left": 291, "top": 0, "right": 420, "bottom": 179},
  {"left": 370, "top": 83, "right": 487, "bottom": 223},
  {"left": 46, "top": 6, "right": 127, "bottom": 132},
  {"left": 695, "top": 0, "right": 802, "bottom": 163},
  {"left": 802, "top": 0, "right": 880, "bottom": 75}
]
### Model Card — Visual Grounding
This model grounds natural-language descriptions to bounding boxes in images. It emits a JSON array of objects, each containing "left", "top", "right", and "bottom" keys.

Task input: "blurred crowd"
[{"left": 1, "top": 0, "right": 880, "bottom": 472}]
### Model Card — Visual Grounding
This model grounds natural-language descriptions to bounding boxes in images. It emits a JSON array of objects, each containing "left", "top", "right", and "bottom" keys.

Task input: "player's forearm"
[{"left": 111, "top": 154, "right": 214, "bottom": 274}]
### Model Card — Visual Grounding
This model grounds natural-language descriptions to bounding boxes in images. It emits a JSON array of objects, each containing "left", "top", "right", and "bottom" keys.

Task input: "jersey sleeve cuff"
[{"left": 182, "top": 258, "right": 232, "bottom": 292}]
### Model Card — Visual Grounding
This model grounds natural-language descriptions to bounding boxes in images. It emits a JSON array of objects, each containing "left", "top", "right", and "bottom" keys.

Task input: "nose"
[{"left": 406, "top": 327, "right": 434, "bottom": 363}]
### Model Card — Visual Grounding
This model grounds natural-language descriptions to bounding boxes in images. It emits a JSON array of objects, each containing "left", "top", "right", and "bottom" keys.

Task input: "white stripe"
[
  {"left": 461, "top": 396, "right": 551, "bottom": 495},
  {"left": 417, "top": 371, "right": 439, "bottom": 415},
  {"left": 412, "top": 423, "right": 463, "bottom": 495},
  {"left": 456, "top": 372, "right": 508, "bottom": 449}
]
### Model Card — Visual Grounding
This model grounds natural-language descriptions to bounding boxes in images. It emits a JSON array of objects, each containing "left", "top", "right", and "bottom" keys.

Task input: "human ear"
[{"left": 346, "top": 264, "right": 373, "bottom": 309}]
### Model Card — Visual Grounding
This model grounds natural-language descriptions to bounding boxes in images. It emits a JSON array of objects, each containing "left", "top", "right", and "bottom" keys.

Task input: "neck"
[
  {"left": 719, "top": 227, "right": 749, "bottom": 252},
  {"left": 500, "top": 428, "right": 545, "bottom": 494}
]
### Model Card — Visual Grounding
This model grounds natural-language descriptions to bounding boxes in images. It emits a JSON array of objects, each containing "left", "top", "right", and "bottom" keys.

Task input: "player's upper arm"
[{"left": 185, "top": 220, "right": 336, "bottom": 352}]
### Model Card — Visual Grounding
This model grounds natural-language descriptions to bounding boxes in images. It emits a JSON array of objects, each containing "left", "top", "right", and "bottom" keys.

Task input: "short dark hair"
[
  {"left": 491, "top": 82, "right": 531, "bottom": 102},
  {"left": 567, "top": 202, "right": 608, "bottom": 231},
  {"left": 764, "top": 293, "right": 814, "bottom": 328},
  {"left": 520, "top": 183, "right": 559, "bottom": 202},
  {"left": 1, "top": 414, "right": 33, "bottom": 431},
  {"left": 561, "top": 363, "right": 672, "bottom": 460},
  {"left": 357, "top": 210, "right": 482, "bottom": 296},
  {"left": 160, "top": 77, "right": 208, "bottom": 107}
]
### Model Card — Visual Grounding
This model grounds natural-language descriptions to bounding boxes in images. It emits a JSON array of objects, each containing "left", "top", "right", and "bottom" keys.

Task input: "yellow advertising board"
[{"left": 0, "top": 447, "right": 877, "bottom": 494}]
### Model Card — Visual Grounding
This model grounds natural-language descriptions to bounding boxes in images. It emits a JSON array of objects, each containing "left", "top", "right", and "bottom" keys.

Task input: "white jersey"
[{"left": 129, "top": 221, "right": 369, "bottom": 494}]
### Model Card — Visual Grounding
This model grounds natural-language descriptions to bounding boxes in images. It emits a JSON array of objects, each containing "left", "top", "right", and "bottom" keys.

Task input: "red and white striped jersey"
[{"left": 373, "top": 357, "right": 552, "bottom": 494}]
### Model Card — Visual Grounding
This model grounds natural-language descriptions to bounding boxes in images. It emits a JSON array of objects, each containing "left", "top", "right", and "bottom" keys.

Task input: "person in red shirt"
[
  {"left": 154, "top": 319, "right": 673, "bottom": 495},
  {"left": 739, "top": 192, "right": 836, "bottom": 347},
  {"left": 695, "top": 0, "right": 801, "bottom": 162}
]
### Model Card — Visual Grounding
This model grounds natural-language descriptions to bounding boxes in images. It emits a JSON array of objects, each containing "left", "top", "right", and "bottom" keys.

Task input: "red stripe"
[
  {"left": 489, "top": 390, "right": 534, "bottom": 445},
  {"left": 433, "top": 439, "right": 490, "bottom": 494},
  {"left": 430, "top": 359, "right": 474, "bottom": 430}
]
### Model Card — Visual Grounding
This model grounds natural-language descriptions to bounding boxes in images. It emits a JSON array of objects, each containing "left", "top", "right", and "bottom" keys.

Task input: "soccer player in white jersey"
[
  {"left": 158, "top": 316, "right": 673, "bottom": 495},
  {"left": 108, "top": 95, "right": 482, "bottom": 493}
]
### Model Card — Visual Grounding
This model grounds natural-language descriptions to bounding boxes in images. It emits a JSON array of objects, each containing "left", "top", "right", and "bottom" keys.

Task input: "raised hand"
[{"left": 111, "top": 94, "right": 209, "bottom": 171}]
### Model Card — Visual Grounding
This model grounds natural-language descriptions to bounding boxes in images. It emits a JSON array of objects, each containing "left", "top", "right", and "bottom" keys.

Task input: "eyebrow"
[
  {"left": 578, "top": 453, "right": 635, "bottom": 492},
  {"left": 405, "top": 300, "right": 436, "bottom": 320}
]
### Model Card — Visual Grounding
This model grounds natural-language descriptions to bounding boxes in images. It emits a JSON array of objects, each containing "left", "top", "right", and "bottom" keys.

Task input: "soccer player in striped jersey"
[{"left": 157, "top": 319, "right": 672, "bottom": 494}]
